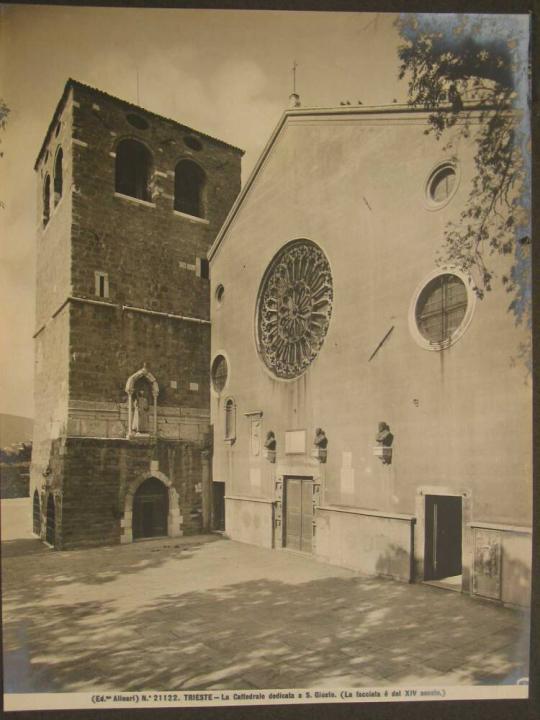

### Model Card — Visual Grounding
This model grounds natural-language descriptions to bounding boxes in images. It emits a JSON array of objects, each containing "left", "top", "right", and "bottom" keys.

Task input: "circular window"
[
  {"left": 215, "top": 284, "right": 225, "bottom": 304},
  {"left": 256, "top": 239, "right": 333, "bottom": 379},
  {"left": 426, "top": 162, "right": 458, "bottom": 208},
  {"left": 184, "top": 135, "right": 203, "bottom": 151},
  {"left": 126, "top": 113, "right": 149, "bottom": 130},
  {"left": 410, "top": 270, "right": 475, "bottom": 350},
  {"left": 211, "top": 354, "right": 228, "bottom": 393}
]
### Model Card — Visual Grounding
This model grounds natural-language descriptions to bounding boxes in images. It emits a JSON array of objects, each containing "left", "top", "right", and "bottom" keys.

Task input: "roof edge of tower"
[{"left": 34, "top": 78, "right": 245, "bottom": 171}]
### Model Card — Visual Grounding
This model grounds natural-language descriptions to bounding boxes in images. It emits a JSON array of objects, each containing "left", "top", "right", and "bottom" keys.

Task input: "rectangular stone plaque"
[
  {"left": 472, "top": 528, "right": 502, "bottom": 600},
  {"left": 285, "top": 429, "right": 306, "bottom": 454}
]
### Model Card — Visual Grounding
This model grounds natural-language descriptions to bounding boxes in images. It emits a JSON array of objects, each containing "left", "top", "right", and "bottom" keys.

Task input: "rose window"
[{"left": 257, "top": 240, "right": 333, "bottom": 379}]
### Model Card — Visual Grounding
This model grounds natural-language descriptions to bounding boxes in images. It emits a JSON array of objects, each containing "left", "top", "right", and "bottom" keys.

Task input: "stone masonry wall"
[
  {"left": 70, "top": 82, "right": 242, "bottom": 321},
  {"left": 58, "top": 437, "right": 204, "bottom": 550},
  {"left": 68, "top": 301, "right": 211, "bottom": 409}
]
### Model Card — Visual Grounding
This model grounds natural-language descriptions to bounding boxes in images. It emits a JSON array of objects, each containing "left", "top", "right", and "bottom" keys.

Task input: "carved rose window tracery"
[{"left": 257, "top": 240, "right": 333, "bottom": 379}]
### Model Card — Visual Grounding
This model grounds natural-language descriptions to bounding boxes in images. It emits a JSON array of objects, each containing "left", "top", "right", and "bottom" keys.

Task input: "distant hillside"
[{"left": 0, "top": 414, "right": 33, "bottom": 448}]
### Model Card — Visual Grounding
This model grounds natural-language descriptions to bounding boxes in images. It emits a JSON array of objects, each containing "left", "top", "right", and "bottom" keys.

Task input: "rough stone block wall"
[
  {"left": 57, "top": 437, "right": 204, "bottom": 550},
  {"left": 68, "top": 302, "right": 211, "bottom": 409},
  {"left": 35, "top": 89, "right": 74, "bottom": 328},
  {"left": 70, "top": 82, "right": 242, "bottom": 321},
  {"left": 30, "top": 307, "right": 70, "bottom": 492}
]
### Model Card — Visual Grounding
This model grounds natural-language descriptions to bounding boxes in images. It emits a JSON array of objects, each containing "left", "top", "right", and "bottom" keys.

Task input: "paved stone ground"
[{"left": 1, "top": 499, "right": 530, "bottom": 693}]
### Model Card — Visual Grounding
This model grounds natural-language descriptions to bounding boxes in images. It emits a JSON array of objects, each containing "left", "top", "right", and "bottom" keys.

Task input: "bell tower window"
[
  {"left": 115, "top": 139, "right": 153, "bottom": 201},
  {"left": 174, "top": 159, "right": 206, "bottom": 218}
]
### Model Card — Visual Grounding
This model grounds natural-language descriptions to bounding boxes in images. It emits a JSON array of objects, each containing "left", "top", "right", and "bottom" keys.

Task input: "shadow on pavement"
[{"left": 2, "top": 536, "right": 531, "bottom": 693}]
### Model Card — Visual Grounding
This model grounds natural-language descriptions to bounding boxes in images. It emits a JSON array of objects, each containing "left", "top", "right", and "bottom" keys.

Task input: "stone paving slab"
[{"left": 1, "top": 530, "right": 531, "bottom": 694}]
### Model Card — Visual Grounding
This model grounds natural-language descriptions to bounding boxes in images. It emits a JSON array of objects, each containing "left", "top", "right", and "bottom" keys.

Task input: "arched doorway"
[
  {"left": 132, "top": 477, "right": 169, "bottom": 540},
  {"left": 33, "top": 490, "right": 41, "bottom": 536},
  {"left": 46, "top": 494, "right": 55, "bottom": 545}
]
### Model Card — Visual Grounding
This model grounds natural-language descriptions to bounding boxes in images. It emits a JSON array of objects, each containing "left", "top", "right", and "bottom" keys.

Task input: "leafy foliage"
[{"left": 396, "top": 14, "right": 530, "bottom": 349}]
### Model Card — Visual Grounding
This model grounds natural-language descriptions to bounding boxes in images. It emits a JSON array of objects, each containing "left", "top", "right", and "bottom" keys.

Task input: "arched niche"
[
  {"left": 121, "top": 470, "right": 181, "bottom": 544},
  {"left": 125, "top": 366, "right": 159, "bottom": 437}
]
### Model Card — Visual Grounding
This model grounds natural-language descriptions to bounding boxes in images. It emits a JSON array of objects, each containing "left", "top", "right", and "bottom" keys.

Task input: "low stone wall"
[
  {"left": 315, "top": 506, "right": 415, "bottom": 582},
  {"left": 224, "top": 495, "right": 274, "bottom": 549}
]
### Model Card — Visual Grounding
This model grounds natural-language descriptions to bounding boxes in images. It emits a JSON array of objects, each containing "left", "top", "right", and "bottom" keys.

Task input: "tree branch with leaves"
[{"left": 396, "top": 14, "right": 531, "bottom": 365}]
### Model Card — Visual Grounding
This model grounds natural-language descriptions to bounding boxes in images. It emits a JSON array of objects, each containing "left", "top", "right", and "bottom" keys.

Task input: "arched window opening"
[
  {"left": 54, "top": 148, "right": 63, "bottom": 205},
  {"left": 133, "top": 477, "right": 169, "bottom": 539},
  {"left": 174, "top": 160, "right": 205, "bottom": 218},
  {"left": 115, "top": 139, "right": 152, "bottom": 201},
  {"left": 43, "top": 174, "right": 51, "bottom": 227},
  {"left": 33, "top": 490, "right": 41, "bottom": 536},
  {"left": 225, "top": 398, "right": 236, "bottom": 441},
  {"left": 46, "top": 494, "right": 55, "bottom": 545}
]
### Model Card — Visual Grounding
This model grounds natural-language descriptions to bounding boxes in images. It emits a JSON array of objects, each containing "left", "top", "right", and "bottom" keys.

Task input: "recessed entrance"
[
  {"left": 424, "top": 494, "right": 462, "bottom": 584},
  {"left": 45, "top": 494, "right": 55, "bottom": 546},
  {"left": 133, "top": 476, "right": 168, "bottom": 540},
  {"left": 284, "top": 476, "right": 313, "bottom": 553}
]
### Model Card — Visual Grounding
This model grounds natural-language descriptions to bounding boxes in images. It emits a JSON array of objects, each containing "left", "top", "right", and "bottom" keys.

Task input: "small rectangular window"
[
  {"left": 94, "top": 271, "right": 109, "bottom": 298},
  {"left": 196, "top": 257, "right": 209, "bottom": 280}
]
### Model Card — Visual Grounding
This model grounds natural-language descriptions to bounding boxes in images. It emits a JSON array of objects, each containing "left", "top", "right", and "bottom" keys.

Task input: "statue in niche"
[
  {"left": 375, "top": 422, "right": 394, "bottom": 464},
  {"left": 313, "top": 428, "right": 328, "bottom": 463},
  {"left": 313, "top": 428, "right": 328, "bottom": 449},
  {"left": 132, "top": 386, "right": 150, "bottom": 433},
  {"left": 264, "top": 430, "right": 276, "bottom": 463}
]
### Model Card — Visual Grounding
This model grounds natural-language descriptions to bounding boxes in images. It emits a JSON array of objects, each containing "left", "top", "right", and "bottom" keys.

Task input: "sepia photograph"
[{"left": 0, "top": 3, "right": 533, "bottom": 713}]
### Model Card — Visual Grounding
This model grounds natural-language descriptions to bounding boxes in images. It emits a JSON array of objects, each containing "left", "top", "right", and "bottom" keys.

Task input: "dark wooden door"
[
  {"left": 425, "top": 495, "right": 462, "bottom": 580},
  {"left": 45, "top": 494, "right": 55, "bottom": 545},
  {"left": 285, "top": 477, "right": 313, "bottom": 553},
  {"left": 133, "top": 477, "right": 168, "bottom": 540},
  {"left": 212, "top": 482, "right": 225, "bottom": 531}
]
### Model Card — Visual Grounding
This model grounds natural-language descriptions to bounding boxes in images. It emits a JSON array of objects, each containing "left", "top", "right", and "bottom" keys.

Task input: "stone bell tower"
[{"left": 30, "top": 79, "right": 242, "bottom": 549}]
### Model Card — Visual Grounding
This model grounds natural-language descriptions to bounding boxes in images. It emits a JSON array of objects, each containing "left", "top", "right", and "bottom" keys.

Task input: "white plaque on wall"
[{"left": 285, "top": 429, "right": 306, "bottom": 454}]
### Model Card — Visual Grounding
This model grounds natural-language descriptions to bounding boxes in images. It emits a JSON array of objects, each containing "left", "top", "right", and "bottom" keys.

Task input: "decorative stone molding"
[
  {"left": 121, "top": 470, "right": 181, "bottom": 544},
  {"left": 256, "top": 240, "right": 333, "bottom": 379}
]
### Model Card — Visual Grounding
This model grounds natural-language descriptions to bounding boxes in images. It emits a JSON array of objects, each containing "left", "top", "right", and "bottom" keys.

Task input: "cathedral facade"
[
  {"left": 30, "top": 79, "right": 242, "bottom": 549},
  {"left": 208, "top": 104, "right": 532, "bottom": 607}
]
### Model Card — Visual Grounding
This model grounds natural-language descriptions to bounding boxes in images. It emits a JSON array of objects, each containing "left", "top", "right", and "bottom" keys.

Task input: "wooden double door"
[
  {"left": 424, "top": 494, "right": 462, "bottom": 580},
  {"left": 284, "top": 476, "right": 313, "bottom": 553}
]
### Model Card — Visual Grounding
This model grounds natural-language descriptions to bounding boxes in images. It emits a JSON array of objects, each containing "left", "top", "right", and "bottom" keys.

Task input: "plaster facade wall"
[
  {"left": 225, "top": 497, "right": 274, "bottom": 548},
  {"left": 210, "top": 111, "right": 531, "bottom": 600},
  {"left": 316, "top": 508, "right": 413, "bottom": 582}
]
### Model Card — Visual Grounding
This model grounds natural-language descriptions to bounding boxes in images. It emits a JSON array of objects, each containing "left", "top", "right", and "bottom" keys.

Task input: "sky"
[{"left": 0, "top": 5, "right": 405, "bottom": 419}]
